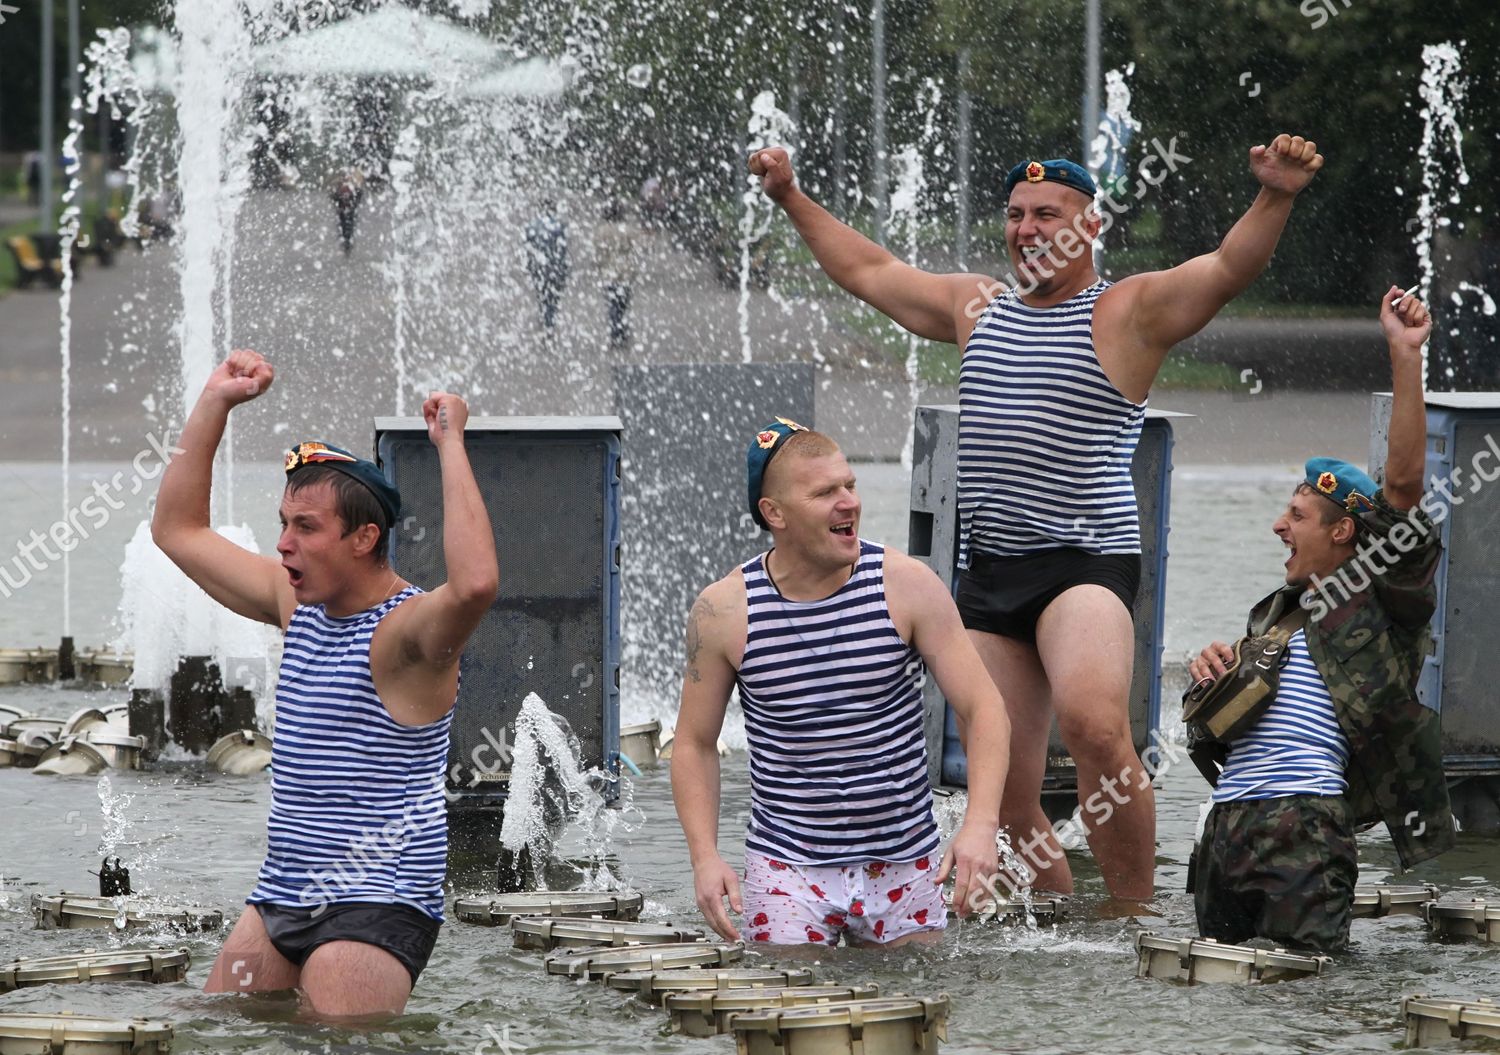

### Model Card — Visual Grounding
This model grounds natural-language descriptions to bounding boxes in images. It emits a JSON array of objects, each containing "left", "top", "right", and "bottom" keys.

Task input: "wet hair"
[
  {"left": 762, "top": 430, "right": 843, "bottom": 502},
  {"left": 1294, "top": 482, "right": 1357, "bottom": 529},
  {"left": 285, "top": 465, "right": 391, "bottom": 563}
]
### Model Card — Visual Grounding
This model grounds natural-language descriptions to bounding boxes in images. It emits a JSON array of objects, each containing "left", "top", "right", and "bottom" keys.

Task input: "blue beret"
[
  {"left": 1304, "top": 457, "right": 1378, "bottom": 514},
  {"left": 1003, "top": 158, "right": 1098, "bottom": 200},
  {"left": 746, "top": 418, "right": 811, "bottom": 530},
  {"left": 284, "top": 441, "right": 402, "bottom": 525}
]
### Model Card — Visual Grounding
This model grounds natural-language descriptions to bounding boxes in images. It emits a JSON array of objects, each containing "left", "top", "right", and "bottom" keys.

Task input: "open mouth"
[
  {"left": 830, "top": 522, "right": 855, "bottom": 538},
  {"left": 285, "top": 565, "right": 305, "bottom": 588},
  {"left": 1283, "top": 540, "right": 1296, "bottom": 567}
]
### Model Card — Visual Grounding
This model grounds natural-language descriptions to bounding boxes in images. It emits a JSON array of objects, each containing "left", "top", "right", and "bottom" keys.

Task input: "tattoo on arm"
[{"left": 685, "top": 595, "right": 716, "bottom": 684}]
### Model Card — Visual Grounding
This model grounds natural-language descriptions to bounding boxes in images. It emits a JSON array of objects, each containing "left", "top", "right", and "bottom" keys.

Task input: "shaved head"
[{"left": 762, "top": 430, "right": 841, "bottom": 502}]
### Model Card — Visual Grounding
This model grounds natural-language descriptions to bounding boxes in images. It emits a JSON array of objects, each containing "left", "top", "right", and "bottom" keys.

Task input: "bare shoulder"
[
  {"left": 951, "top": 272, "right": 1007, "bottom": 347},
  {"left": 690, "top": 569, "right": 746, "bottom": 638},
  {"left": 882, "top": 546, "right": 945, "bottom": 598},
  {"left": 685, "top": 568, "right": 748, "bottom": 680}
]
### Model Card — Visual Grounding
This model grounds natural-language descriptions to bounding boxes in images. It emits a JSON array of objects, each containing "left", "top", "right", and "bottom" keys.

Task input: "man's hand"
[
  {"left": 1188, "top": 641, "right": 1237, "bottom": 684},
  {"left": 692, "top": 853, "right": 743, "bottom": 941},
  {"left": 748, "top": 147, "right": 796, "bottom": 204},
  {"left": 936, "top": 820, "right": 1000, "bottom": 919},
  {"left": 1381, "top": 285, "right": 1432, "bottom": 363},
  {"left": 206, "top": 349, "right": 274, "bottom": 408},
  {"left": 423, "top": 391, "right": 468, "bottom": 448},
  {"left": 1248, "top": 134, "right": 1323, "bottom": 196}
]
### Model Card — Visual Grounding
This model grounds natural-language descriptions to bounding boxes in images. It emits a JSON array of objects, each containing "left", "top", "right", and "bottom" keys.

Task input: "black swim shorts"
[
  {"left": 253, "top": 901, "right": 442, "bottom": 987},
  {"left": 957, "top": 546, "right": 1141, "bottom": 643}
]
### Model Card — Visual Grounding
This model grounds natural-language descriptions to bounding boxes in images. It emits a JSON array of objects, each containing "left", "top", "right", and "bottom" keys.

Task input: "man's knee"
[{"left": 1056, "top": 707, "right": 1135, "bottom": 763}]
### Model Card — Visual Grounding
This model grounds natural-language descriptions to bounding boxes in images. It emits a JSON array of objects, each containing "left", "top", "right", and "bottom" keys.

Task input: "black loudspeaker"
[
  {"left": 374, "top": 417, "right": 623, "bottom": 808},
  {"left": 907, "top": 405, "right": 1182, "bottom": 803}
]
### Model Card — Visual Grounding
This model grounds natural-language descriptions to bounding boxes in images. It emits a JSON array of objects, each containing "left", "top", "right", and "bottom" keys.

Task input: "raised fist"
[
  {"left": 206, "top": 349, "right": 274, "bottom": 408},
  {"left": 423, "top": 391, "right": 469, "bottom": 447},
  {"left": 1380, "top": 285, "right": 1432, "bottom": 358},
  {"left": 748, "top": 147, "right": 796, "bottom": 203},
  {"left": 1249, "top": 134, "right": 1324, "bottom": 196}
]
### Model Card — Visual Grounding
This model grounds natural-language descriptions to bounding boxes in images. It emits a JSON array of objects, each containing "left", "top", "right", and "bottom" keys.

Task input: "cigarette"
[{"left": 1392, "top": 284, "right": 1417, "bottom": 308}]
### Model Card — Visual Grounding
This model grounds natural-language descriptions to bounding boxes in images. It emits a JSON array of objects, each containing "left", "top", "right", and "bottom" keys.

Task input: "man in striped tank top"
[
  {"left": 672, "top": 420, "right": 1010, "bottom": 945},
  {"left": 751, "top": 133, "right": 1324, "bottom": 900},
  {"left": 152, "top": 349, "right": 498, "bottom": 1016},
  {"left": 1186, "top": 290, "right": 1453, "bottom": 951}
]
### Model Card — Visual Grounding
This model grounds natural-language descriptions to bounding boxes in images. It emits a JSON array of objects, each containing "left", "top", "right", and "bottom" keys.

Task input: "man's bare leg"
[
  {"left": 1035, "top": 585, "right": 1156, "bottom": 900},
  {"left": 966, "top": 629, "right": 1072, "bottom": 894},
  {"left": 299, "top": 940, "right": 413, "bottom": 1019},
  {"left": 204, "top": 907, "right": 301, "bottom": 994}
]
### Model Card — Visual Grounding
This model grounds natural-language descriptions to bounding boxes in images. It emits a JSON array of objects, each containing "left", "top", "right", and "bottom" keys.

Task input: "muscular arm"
[
  {"left": 151, "top": 353, "right": 293, "bottom": 630},
  {"left": 381, "top": 395, "right": 498, "bottom": 725},
  {"left": 1380, "top": 286, "right": 1431, "bottom": 511},
  {"left": 1098, "top": 135, "right": 1324, "bottom": 403},
  {"left": 672, "top": 577, "right": 745, "bottom": 939},
  {"left": 751, "top": 149, "right": 997, "bottom": 345}
]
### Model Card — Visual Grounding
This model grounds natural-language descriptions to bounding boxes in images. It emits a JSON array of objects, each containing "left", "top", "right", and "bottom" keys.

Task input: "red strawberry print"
[
  {"left": 754, "top": 931, "right": 771, "bottom": 942},
  {"left": 805, "top": 927, "right": 826, "bottom": 942},
  {"left": 809, "top": 884, "right": 827, "bottom": 900},
  {"left": 887, "top": 885, "right": 907, "bottom": 903},
  {"left": 849, "top": 899, "right": 865, "bottom": 917},
  {"left": 768, "top": 859, "right": 789, "bottom": 871},
  {"left": 825, "top": 912, "right": 847, "bottom": 928},
  {"left": 752, "top": 912, "right": 769, "bottom": 926},
  {"left": 873, "top": 920, "right": 886, "bottom": 939},
  {"left": 769, "top": 888, "right": 789, "bottom": 897},
  {"left": 864, "top": 862, "right": 887, "bottom": 879},
  {"left": 915, "top": 856, "right": 930, "bottom": 871},
  {"left": 912, "top": 908, "right": 929, "bottom": 925}
]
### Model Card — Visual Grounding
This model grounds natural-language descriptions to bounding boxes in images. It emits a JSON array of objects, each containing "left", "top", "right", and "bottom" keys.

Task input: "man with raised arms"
[
  {"left": 673, "top": 420, "right": 1008, "bottom": 946},
  {"left": 750, "top": 134, "right": 1323, "bottom": 900},
  {"left": 152, "top": 349, "right": 498, "bottom": 1017}
]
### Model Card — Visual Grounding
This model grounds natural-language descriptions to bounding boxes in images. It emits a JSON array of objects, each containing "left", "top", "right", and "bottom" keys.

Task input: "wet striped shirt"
[
  {"left": 248, "top": 586, "right": 453, "bottom": 920},
  {"left": 1213, "top": 629, "right": 1349, "bottom": 802},
  {"left": 735, "top": 541, "right": 940, "bottom": 865},
  {"left": 958, "top": 279, "right": 1145, "bottom": 565}
]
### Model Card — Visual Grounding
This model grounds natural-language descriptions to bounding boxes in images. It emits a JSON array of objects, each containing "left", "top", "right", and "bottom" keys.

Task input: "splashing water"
[
  {"left": 500, "top": 692, "right": 637, "bottom": 888},
  {"left": 739, "top": 90, "right": 796, "bottom": 363},
  {"left": 1414, "top": 42, "right": 1468, "bottom": 387},
  {"left": 1453, "top": 281, "right": 1497, "bottom": 317},
  {"left": 57, "top": 99, "right": 85, "bottom": 639},
  {"left": 115, "top": 521, "right": 278, "bottom": 726},
  {"left": 889, "top": 79, "right": 942, "bottom": 470}
]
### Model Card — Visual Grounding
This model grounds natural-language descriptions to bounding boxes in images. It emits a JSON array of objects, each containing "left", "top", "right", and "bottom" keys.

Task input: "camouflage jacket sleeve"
[{"left": 1298, "top": 490, "right": 1453, "bottom": 870}]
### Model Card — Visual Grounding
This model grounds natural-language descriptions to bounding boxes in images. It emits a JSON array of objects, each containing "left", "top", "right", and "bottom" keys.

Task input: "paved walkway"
[{"left": 0, "top": 185, "right": 1373, "bottom": 466}]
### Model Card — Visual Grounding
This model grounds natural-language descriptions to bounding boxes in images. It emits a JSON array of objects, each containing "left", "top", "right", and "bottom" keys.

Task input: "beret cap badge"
[
  {"left": 1316, "top": 471, "right": 1338, "bottom": 494},
  {"left": 1025, "top": 161, "right": 1046, "bottom": 183}
]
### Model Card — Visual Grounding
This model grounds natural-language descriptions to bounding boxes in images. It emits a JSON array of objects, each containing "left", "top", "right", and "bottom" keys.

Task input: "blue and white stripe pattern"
[
  {"left": 1213, "top": 629, "right": 1349, "bottom": 802},
  {"left": 735, "top": 541, "right": 940, "bottom": 865},
  {"left": 957, "top": 280, "right": 1145, "bottom": 565},
  {"left": 248, "top": 586, "right": 453, "bottom": 921}
]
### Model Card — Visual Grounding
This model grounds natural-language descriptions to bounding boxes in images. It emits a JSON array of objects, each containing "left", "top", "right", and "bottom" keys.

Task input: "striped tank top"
[
  {"left": 958, "top": 279, "right": 1145, "bottom": 565},
  {"left": 248, "top": 586, "right": 454, "bottom": 920},
  {"left": 1213, "top": 629, "right": 1349, "bottom": 803},
  {"left": 735, "top": 541, "right": 940, "bottom": 865}
]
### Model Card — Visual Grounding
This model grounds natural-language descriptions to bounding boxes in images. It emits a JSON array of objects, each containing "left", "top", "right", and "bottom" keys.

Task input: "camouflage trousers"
[{"left": 1192, "top": 794, "right": 1358, "bottom": 953}]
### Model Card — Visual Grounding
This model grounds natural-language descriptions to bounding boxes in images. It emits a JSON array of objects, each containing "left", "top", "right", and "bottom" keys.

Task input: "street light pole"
[
  {"left": 40, "top": 0, "right": 55, "bottom": 224},
  {"left": 1082, "top": 0, "right": 1100, "bottom": 163},
  {"left": 871, "top": 0, "right": 887, "bottom": 245}
]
